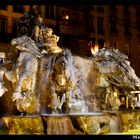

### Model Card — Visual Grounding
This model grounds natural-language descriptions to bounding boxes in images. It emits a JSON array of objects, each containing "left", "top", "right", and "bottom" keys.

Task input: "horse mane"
[{"left": 15, "top": 35, "right": 42, "bottom": 58}]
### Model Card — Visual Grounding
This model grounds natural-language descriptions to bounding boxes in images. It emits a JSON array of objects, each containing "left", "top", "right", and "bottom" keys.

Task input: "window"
[
  {"left": 12, "top": 20, "right": 18, "bottom": 37},
  {"left": 136, "top": 19, "right": 140, "bottom": 32},
  {"left": 97, "top": 17, "right": 104, "bottom": 34},
  {"left": 109, "top": 6, "right": 117, "bottom": 14},
  {"left": 90, "top": 6, "right": 95, "bottom": 10},
  {"left": 29, "top": 5, "right": 41, "bottom": 15},
  {"left": 110, "top": 18, "right": 118, "bottom": 33},
  {"left": 61, "top": 10, "right": 69, "bottom": 20},
  {"left": 124, "top": 22, "right": 131, "bottom": 35},
  {"left": 61, "top": 35, "right": 70, "bottom": 46},
  {"left": 97, "top": 6, "right": 104, "bottom": 12},
  {"left": 137, "top": 24, "right": 140, "bottom": 32},
  {"left": 123, "top": 6, "right": 130, "bottom": 15},
  {"left": 45, "top": 5, "right": 55, "bottom": 19},
  {"left": 98, "top": 39, "right": 105, "bottom": 49},
  {"left": 0, "top": 5, "right": 7, "bottom": 10},
  {"left": 136, "top": 7, "right": 140, "bottom": 17},
  {"left": 88, "top": 15, "right": 95, "bottom": 33},
  {"left": 109, "top": 41, "right": 117, "bottom": 48},
  {"left": 13, "top": 5, "right": 23, "bottom": 13},
  {"left": 60, "top": 9, "right": 71, "bottom": 25},
  {"left": 0, "top": 18, "right": 6, "bottom": 34}
]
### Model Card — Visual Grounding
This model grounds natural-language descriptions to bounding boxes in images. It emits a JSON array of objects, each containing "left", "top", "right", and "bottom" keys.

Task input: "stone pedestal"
[
  {"left": 3, "top": 116, "right": 44, "bottom": 135},
  {"left": 0, "top": 111, "right": 140, "bottom": 135},
  {"left": 43, "top": 116, "right": 82, "bottom": 135}
]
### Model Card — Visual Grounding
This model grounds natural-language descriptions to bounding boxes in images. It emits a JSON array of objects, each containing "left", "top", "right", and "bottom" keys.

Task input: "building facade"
[{"left": 0, "top": 5, "right": 140, "bottom": 76}]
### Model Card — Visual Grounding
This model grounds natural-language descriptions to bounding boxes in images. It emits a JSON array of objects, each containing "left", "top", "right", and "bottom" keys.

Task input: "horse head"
[{"left": 11, "top": 35, "right": 42, "bottom": 58}]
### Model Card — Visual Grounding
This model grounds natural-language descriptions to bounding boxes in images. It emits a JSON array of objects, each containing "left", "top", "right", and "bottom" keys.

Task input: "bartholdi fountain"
[{"left": 0, "top": 8, "right": 140, "bottom": 135}]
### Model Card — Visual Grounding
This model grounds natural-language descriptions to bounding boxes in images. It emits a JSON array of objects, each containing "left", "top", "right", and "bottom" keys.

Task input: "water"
[{"left": 41, "top": 112, "right": 103, "bottom": 117}]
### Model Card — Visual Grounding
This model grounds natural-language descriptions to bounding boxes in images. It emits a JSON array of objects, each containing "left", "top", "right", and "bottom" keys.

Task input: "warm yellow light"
[
  {"left": 138, "top": 94, "right": 140, "bottom": 101},
  {"left": 130, "top": 91, "right": 140, "bottom": 93},
  {"left": 94, "top": 45, "right": 99, "bottom": 52},
  {"left": 91, "top": 45, "right": 99, "bottom": 55},
  {"left": 135, "top": 97, "right": 138, "bottom": 101},
  {"left": 114, "top": 92, "right": 117, "bottom": 97},
  {"left": 0, "top": 52, "right": 5, "bottom": 58},
  {"left": 65, "top": 15, "right": 69, "bottom": 20},
  {"left": 91, "top": 47, "right": 95, "bottom": 55}
]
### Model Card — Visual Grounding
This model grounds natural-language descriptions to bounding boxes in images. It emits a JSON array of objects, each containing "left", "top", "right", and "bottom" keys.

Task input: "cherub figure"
[{"left": 39, "top": 27, "right": 62, "bottom": 54}]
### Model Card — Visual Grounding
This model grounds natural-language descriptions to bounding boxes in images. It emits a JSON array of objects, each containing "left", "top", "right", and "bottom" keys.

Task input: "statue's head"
[
  {"left": 11, "top": 35, "right": 35, "bottom": 51},
  {"left": 54, "top": 49, "right": 71, "bottom": 74},
  {"left": 40, "top": 26, "right": 53, "bottom": 38},
  {"left": 11, "top": 35, "right": 41, "bottom": 57}
]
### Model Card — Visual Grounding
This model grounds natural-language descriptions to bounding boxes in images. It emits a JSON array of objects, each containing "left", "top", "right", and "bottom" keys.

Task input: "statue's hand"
[{"left": 12, "top": 91, "right": 23, "bottom": 101}]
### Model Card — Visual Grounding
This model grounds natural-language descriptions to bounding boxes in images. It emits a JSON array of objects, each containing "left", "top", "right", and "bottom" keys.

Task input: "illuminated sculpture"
[
  {"left": 0, "top": 69, "right": 7, "bottom": 97},
  {"left": 39, "top": 26, "right": 62, "bottom": 53},
  {"left": 5, "top": 35, "right": 41, "bottom": 114},
  {"left": 93, "top": 47, "right": 140, "bottom": 110},
  {"left": 1, "top": 7, "right": 140, "bottom": 135}
]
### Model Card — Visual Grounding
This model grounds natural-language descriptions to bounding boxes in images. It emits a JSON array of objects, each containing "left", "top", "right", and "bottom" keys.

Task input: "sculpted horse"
[
  {"left": 0, "top": 69, "right": 7, "bottom": 97},
  {"left": 5, "top": 35, "right": 41, "bottom": 114},
  {"left": 39, "top": 49, "right": 74, "bottom": 114},
  {"left": 94, "top": 47, "right": 140, "bottom": 110}
]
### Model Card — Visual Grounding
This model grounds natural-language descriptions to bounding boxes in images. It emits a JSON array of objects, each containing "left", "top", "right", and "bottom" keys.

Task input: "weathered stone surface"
[
  {"left": 0, "top": 118, "right": 9, "bottom": 134},
  {"left": 0, "top": 113, "right": 140, "bottom": 135},
  {"left": 74, "top": 115, "right": 110, "bottom": 134},
  {"left": 107, "top": 113, "right": 122, "bottom": 133},
  {"left": 3, "top": 116, "right": 44, "bottom": 135},
  {"left": 43, "top": 116, "right": 82, "bottom": 135},
  {"left": 1, "top": 74, "right": 19, "bottom": 115},
  {"left": 119, "top": 112, "right": 140, "bottom": 132}
]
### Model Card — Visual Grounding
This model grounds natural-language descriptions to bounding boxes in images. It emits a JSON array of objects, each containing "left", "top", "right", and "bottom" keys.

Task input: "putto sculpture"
[{"left": 39, "top": 26, "right": 62, "bottom": 54}]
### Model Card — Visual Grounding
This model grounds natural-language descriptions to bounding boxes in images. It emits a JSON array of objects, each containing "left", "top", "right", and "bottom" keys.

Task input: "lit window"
[
  {"left": 61, "top": 10, "right": 70, "bottom": 20},
  {"left": 64, "top": 15, "right": 69, "bottom": 20}
]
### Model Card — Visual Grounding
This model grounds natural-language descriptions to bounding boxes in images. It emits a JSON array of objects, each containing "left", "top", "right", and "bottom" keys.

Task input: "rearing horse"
[{"left": 5, "top": 35, "right": 41, "bottom": 114}]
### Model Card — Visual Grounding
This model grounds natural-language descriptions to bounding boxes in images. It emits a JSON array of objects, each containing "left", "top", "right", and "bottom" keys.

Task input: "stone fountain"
[{"left": 0, "top": 7, "right": 140, "bottom": 135}]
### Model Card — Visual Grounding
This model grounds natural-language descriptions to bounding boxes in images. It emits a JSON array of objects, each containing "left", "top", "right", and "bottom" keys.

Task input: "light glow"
[
  {"left": 91, "top": 45, "right": 99, "bottom": 55},
  {"left": 130, "top": 91, "right": 140, "bottom": 93},
  {"left": 114, "top": 92, "right": 117, "bottom": 97},
  {"left": 63, "top": 15, "right": 69, "bottom": 20}
]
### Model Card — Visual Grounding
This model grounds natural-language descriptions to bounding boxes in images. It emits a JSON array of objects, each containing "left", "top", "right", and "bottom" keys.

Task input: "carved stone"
[
  {"left": 3, "top": 117, "right": 44, "bottom": 134},
  {"left": 43, "top": 116, "right": 82, "bottom": 135}
]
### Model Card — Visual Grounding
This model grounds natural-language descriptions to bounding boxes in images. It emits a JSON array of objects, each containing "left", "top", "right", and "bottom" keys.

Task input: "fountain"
[{"left": 0, "top": 7, "right": 140, "bottom": 134}]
